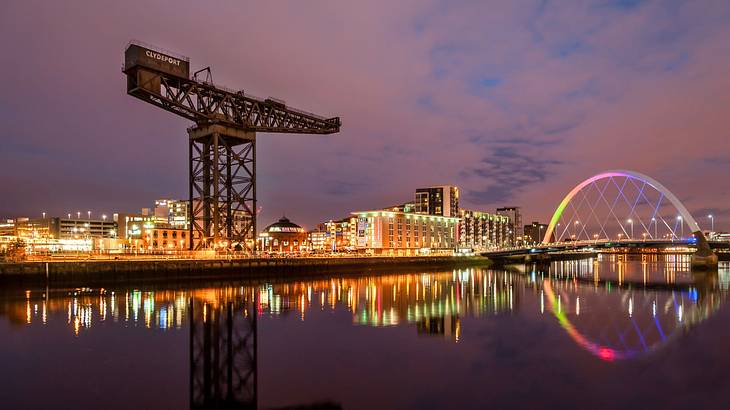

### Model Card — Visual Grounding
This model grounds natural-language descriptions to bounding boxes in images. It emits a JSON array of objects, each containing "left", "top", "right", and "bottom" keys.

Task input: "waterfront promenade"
[{"left": 0, "top": 254, "right": 491, "bottom": 285}]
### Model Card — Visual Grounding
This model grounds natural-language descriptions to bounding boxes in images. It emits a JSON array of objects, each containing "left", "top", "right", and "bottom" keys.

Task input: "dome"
[{"left": 264, "top": 216, "right": 304, "bottom": 233}]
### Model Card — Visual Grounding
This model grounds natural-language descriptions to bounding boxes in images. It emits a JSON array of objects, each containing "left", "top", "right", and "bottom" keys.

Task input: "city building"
[
  {"left": 116, "top": 212, "right": 197, "bottom": 251},
  {"left": 415, "top": 186, "right": 459, "bottom": 217},
  {"left": 313, "top": 217, "right": 357, "bottom": 251},
  {"left": 329, "top": 217, "right": 357, "bottom": 250},
  {"left": 388, "top": 201, "right": 418, "bottom": 213},
  {"left": 14, "top": 218, "right": 53, "bottom": 240},
  {"left": 258, "top": 216, "right": 308, "bottom": 253},
  {"left": 457, "top": 210, "right": 511, "bottom": 250},
  {"left": 154, "top": 198, "right": 190, "bottom": 229},
  {"left": 307, "top": 229, "right": 328, "bottom": 251},
  {"left": 116, "top": 213, "right": 167, "bottom": 240},
  {"left": 352, "top": 209, "right": 459, "bottom": 255},
  {"left": 53, "top": 217, "right": 117, "bottom": 240},
  {"left": 307, "top": 217, "right": 357, "bottom": 252},
  {"left": 524, "top": 221, "right": 551, "bottom": 244},
  {"left": 0, "top": 219, "right": 16, "bottom": 237},
  {"left": 496, "top": 207, "right": 522, "bottom": 246},
  {"left": 11, "top": 217, "right": 117, "bottom": 240},
  {"left": 127, "top": 225, "right": 190, "bottom": 251},
  {"left": 713, "top": 232, "right": 730, "bottom": 242},
  {"left": 0, "top": 216, "right": 120, "bottom": 253}
]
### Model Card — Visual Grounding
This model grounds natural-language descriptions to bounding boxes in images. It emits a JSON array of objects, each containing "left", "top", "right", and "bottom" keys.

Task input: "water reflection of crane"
[
  {"left": 417, "top": 315, "right": 461, "bottom": 341},
  {"left": 189, "top": 298, "right": 257, "bottom": 409}
]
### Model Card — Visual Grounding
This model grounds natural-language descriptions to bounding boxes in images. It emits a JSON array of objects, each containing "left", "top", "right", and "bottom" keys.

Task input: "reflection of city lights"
[
  {"left": 558, "top": 294, "right": 562, "bottom": 314},
  {"left": 540, "top": 290, "right": 544, "bottom": 314},
  {"left": 678, "top": 305, "right": 683, "bottom": 322},
  {"left": 629, "top": 297, "right": 633, "bottom": 317},
  {"left": 13, "top": 265, "right": 722, "bottom": 352},
  {"left": 159, "top": 307, "right": 167, "bottom": 330},
  {"left": 598, "top": 347, "right": 615, "bottom": 362}
]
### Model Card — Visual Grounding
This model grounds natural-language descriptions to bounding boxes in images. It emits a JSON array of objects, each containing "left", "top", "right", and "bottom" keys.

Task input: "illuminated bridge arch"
[{"left": 542, "top": 170, "right": 701, "bottom": 244}]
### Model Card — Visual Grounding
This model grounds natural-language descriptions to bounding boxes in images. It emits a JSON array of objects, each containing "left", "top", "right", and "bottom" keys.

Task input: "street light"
[
  {"left": 42, "top": 212, "right": 46, "bottom": 219},
  {"left": 77, "top": 211, "right": 81, "bottom": 219},
  {"left": 651, "top": 217, "right": 657, "bottom": 239},
  {"left": 102, "top": 214, "right": 107, "bottom": 222},
  {"left": 87, "top": 211, "right": 91, "bottom": 220},
  {"left": 708, "top": 214, "right": 714, "bottom": 233},
  {"left": 677, "top": 215, "right": 683, "bottom": 239}
]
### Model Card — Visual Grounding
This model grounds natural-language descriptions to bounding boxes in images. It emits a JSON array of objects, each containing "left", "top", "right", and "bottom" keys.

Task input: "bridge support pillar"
[{"left": 691, "top": 230, "right": 718, "bottom": 270}]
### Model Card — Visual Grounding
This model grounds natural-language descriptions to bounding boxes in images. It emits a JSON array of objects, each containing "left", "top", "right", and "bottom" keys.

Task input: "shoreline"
[{"left": 0, "top": 256, "right": 492, "bottom": 286}]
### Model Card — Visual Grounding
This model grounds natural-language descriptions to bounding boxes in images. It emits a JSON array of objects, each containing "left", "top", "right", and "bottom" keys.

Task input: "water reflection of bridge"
[{"left": 540, "top": 274, "right": 726, "bottom": 361}]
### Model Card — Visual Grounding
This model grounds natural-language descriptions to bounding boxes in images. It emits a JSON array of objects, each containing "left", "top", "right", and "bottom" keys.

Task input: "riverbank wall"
[{"left": 0, "top": 256, "right": 492, "bottom": 286}]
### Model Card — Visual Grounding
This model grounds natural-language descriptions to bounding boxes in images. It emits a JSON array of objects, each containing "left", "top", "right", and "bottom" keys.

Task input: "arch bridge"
[{"left": 486, "top": 170, "right": 718, "bottom": 268}]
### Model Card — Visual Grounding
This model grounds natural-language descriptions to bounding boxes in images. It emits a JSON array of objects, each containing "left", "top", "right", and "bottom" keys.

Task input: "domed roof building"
[{"left": 259, "top": 216, "right": 308, "bottom": 253}]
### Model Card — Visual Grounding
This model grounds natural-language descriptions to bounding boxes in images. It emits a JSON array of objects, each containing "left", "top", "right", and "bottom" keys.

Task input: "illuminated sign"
[
  {"left": 144, "top": 50, "right": 182, "bottom": 66},
  {"left": 124, "top": 43, "right": 190, "bottom": 79}
]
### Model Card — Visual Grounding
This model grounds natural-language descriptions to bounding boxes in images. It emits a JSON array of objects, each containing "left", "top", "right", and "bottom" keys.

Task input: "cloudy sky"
[{"left": 1, "top": 0, "right": 729, "bottom": 230}]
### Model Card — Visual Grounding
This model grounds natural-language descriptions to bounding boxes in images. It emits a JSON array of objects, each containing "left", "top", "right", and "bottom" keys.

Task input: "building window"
[{"left": 172, "top": 231, "right": 177, "bottom": 239}]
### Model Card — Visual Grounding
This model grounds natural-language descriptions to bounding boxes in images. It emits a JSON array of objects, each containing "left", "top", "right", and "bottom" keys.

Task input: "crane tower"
[{"left": 123, "top": 42, "right": 340, "bottom": 251}]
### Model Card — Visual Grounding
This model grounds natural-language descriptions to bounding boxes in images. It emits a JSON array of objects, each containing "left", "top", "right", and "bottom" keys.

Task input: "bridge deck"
[{"left": 482, "top": 239, "right": 730, "bottom": 258}]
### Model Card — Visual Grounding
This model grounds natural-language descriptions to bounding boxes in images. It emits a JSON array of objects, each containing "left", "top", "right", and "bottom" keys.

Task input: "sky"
[{"left": 1, "top": 0, "right": 729, "bottom": 231}]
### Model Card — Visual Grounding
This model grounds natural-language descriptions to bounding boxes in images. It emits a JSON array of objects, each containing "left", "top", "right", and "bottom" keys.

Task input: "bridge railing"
[{"left": 484, "top": 238, "right": 699, "bottom": 255}]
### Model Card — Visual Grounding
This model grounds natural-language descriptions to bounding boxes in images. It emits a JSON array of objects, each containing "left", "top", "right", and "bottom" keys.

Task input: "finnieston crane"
[{"left": 123, "top": 42, "right": 341, "bottom": 252}]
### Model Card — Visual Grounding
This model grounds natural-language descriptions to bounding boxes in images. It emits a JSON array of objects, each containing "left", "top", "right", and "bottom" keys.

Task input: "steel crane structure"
[{"left": 123, "top": 42, "right": 340, "bottom": 251}]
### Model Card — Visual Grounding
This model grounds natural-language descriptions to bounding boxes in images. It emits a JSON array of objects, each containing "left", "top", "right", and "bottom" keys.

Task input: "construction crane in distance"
[{"left": 123, "top": 41, "right": 341, "bottom": 252}]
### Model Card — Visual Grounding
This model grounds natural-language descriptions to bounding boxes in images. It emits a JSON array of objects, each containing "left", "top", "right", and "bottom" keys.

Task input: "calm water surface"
[{"left": 1, "top": 255, "right": 730, "bottom": 409}]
